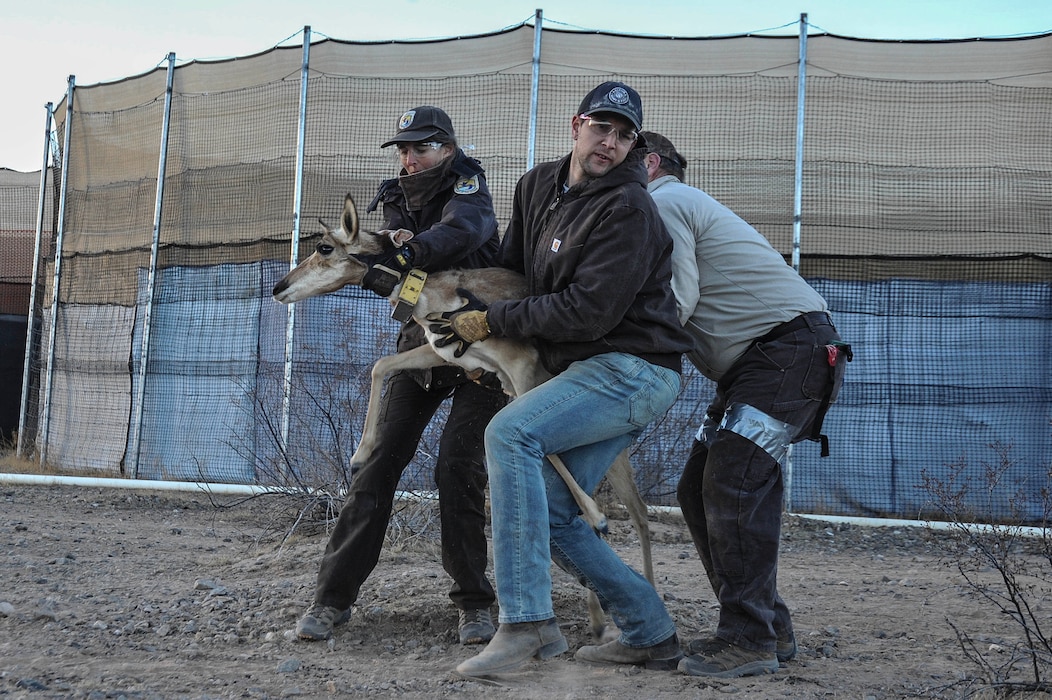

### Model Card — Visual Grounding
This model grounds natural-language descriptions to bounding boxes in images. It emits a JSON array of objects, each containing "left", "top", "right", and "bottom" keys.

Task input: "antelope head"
[{"left": 272, "top": 194, "right": 389, "bottom": 303}]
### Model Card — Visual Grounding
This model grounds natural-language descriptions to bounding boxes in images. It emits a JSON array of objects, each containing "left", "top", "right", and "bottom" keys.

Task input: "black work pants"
[
  {"left": 313, "top": 371, "right": 506, "bottom": 612},
  {"left": 677, "top": 312, "right": 844, "bottom": 652}
]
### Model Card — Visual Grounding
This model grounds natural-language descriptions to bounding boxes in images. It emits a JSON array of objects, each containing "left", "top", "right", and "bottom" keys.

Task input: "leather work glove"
[
  {"left": 426, "top": 288, "right": 491, "bottom": 358},
  {"left": 360, "top": 245, "right": 414, "bottom": 297}
]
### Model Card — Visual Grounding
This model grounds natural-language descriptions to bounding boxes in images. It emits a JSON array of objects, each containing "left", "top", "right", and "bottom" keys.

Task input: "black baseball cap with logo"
[
  {"left": 577, "top": 81, "right": 643, "bottom": 131},
  {"left": 381, "top": 106, "right": 456, "bottom": 148}
]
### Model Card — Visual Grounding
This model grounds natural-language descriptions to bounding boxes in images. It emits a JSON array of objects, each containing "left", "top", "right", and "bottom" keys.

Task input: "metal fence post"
[
  {"left": 17, "top": 103, "right": 54, "bottom": 459},
  {"left": 279, "top": 26, "right": 313, "bottom": 469},
  {"left": 39, "top": 78, "right": 76, "bottom": 467},
  {"left": 792, "top": 12, "right": 808, "bottom": 274},
  {"left": 785, "top": 12, "right": 809, "bottom": 513},
  {"left": 526, "top": 9, "right": 543, "bottom": 170},
  {"left": 128, "top": 52, "right": 176, "bottom": 478}
]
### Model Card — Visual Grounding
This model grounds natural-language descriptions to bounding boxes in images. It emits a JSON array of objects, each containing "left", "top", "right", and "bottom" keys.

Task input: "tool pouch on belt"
[{"left": 809, "top": 340, "right": 853, "bottom": 457}]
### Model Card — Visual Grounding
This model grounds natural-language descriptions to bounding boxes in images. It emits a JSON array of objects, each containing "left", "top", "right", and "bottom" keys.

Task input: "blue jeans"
[{"left": 485, "top": 352, "right": 681, "bottom": 647}]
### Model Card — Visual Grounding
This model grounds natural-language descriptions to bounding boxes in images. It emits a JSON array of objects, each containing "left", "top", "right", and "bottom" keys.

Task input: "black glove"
[
  {"left": 426, "top": 288, "right": 490, "bottom": 358},
  {"left": 360, "top": 245, "right": 414, "bottom": 297}
]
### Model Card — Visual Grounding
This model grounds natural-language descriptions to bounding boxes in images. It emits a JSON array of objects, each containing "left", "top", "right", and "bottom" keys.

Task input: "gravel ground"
[{"left": 1, "top": 481, "right": 1048, "bottom": 699}]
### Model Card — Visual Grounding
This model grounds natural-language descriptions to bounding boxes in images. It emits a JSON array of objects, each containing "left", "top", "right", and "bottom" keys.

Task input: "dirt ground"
[{"left": 1, "top": 481, "right": 1047, "bottom": 700}]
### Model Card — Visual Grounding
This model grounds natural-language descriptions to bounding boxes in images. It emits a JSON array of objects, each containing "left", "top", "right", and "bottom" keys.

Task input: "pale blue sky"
[{"left": 2, "top": 0, "right": 1050, "bottom": 171}]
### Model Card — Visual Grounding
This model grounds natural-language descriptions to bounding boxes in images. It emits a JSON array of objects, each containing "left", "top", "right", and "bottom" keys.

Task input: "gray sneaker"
[
  {"left": 296, "top": 603, "right": 351, "bottom": 640},
  {"left": 678, "top": 642, "right": 778, "bottom": 678},
  {"left": 686, "top": 636, "right": 729, "bottom": 657},
  {"left": 687, "top": 633, "right": 797, "bottom": 663},
  {"left": 458, "top": 608, "right": 495, "bottom": 645}
]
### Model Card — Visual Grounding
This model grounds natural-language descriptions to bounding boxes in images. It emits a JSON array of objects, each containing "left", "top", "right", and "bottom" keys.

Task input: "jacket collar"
[
  {"left": 556, "top": 147, "right": 648, "bottom": 197},
  {"left": 647, "top": 173, "right": 681, "bottom": 193}
]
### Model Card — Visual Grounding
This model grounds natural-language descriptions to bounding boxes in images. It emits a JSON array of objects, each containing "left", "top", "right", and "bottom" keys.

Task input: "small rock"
[
  {"left": 0, "top": 601, "right": 15, "bottom": 616},
  {"left": 34, "top": 606, "right": 58, "bottom": 621},
  {"left": 277, "top": 658, "right": 301, "bottom": 673},
  {"left": 16, "top": 678, "right": 47, "bottom": 691}
]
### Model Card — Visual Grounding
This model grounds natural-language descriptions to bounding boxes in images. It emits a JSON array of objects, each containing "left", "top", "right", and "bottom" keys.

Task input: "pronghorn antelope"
[{"left": 272, "top": 194, "right": 654, "bottom": 639}]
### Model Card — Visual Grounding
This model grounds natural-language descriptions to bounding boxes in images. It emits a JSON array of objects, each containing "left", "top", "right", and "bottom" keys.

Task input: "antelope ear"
[
  {"left": 315, "top": 219, "right": 341, "bottom": 245},
  {"left": 342, "top": 194, "right": 359, "bottom": 237},
  {"left": 330, "top": 226, "right": 353, "bottom": 246},
  {"left": 386, "top": 228, "right": 415, "bottom": 246}
]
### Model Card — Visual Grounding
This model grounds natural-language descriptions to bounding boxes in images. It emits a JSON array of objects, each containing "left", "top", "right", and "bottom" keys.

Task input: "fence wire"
[{"left": 2, "top": 25, "right": 1050, "bottom": 523}]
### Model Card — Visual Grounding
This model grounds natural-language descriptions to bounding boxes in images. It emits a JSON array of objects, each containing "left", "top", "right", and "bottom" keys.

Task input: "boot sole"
[
  {"left": 577, "top": 653, "right": 684, "bottom": 670},
  {"left": 644, "top": 653, "right": 684, "bottom": 671},
  {"left": 296, "top": 630, "right": 329, "bottom": 641},
  {"left": 460, "top": 634, "right": 495, "bottom": 645},
  {"left": 679, "top": 657, "right": 779, "bottom": 678}
]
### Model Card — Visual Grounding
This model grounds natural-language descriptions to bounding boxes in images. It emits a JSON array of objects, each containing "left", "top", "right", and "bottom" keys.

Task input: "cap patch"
[
  {"left": 607, "top": 86, "right": 630, "bottom": 105},
  {"left": 454, "top": 176, "right": 480, "bottom": 195},
  {"left": 398, "top": 111, "right": 416, "bottom": 130}
]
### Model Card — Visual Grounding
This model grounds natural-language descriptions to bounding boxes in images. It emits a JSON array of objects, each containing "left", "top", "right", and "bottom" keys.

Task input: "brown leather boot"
[{"left": 575, "top": 633, "right": 683, "bottom": 670}]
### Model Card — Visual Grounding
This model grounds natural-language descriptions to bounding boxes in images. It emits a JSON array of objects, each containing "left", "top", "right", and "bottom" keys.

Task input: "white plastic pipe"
[
  {"left": 0, "top": 472, "right": 277, "bottom": 495},
  {"left": 792, "top": 512, "right": 1048, "bottom": 538},
  {"left": 0, "top": 472, "right": 435, "bottom": 504},
  {"left": 0, "top": 472, "right": 1042, "bottom": 538}
]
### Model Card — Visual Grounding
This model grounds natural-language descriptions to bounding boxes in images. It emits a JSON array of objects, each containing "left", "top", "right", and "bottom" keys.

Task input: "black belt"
[{"left": 757, "top": 311, "right": 832, "bottom": 344}]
